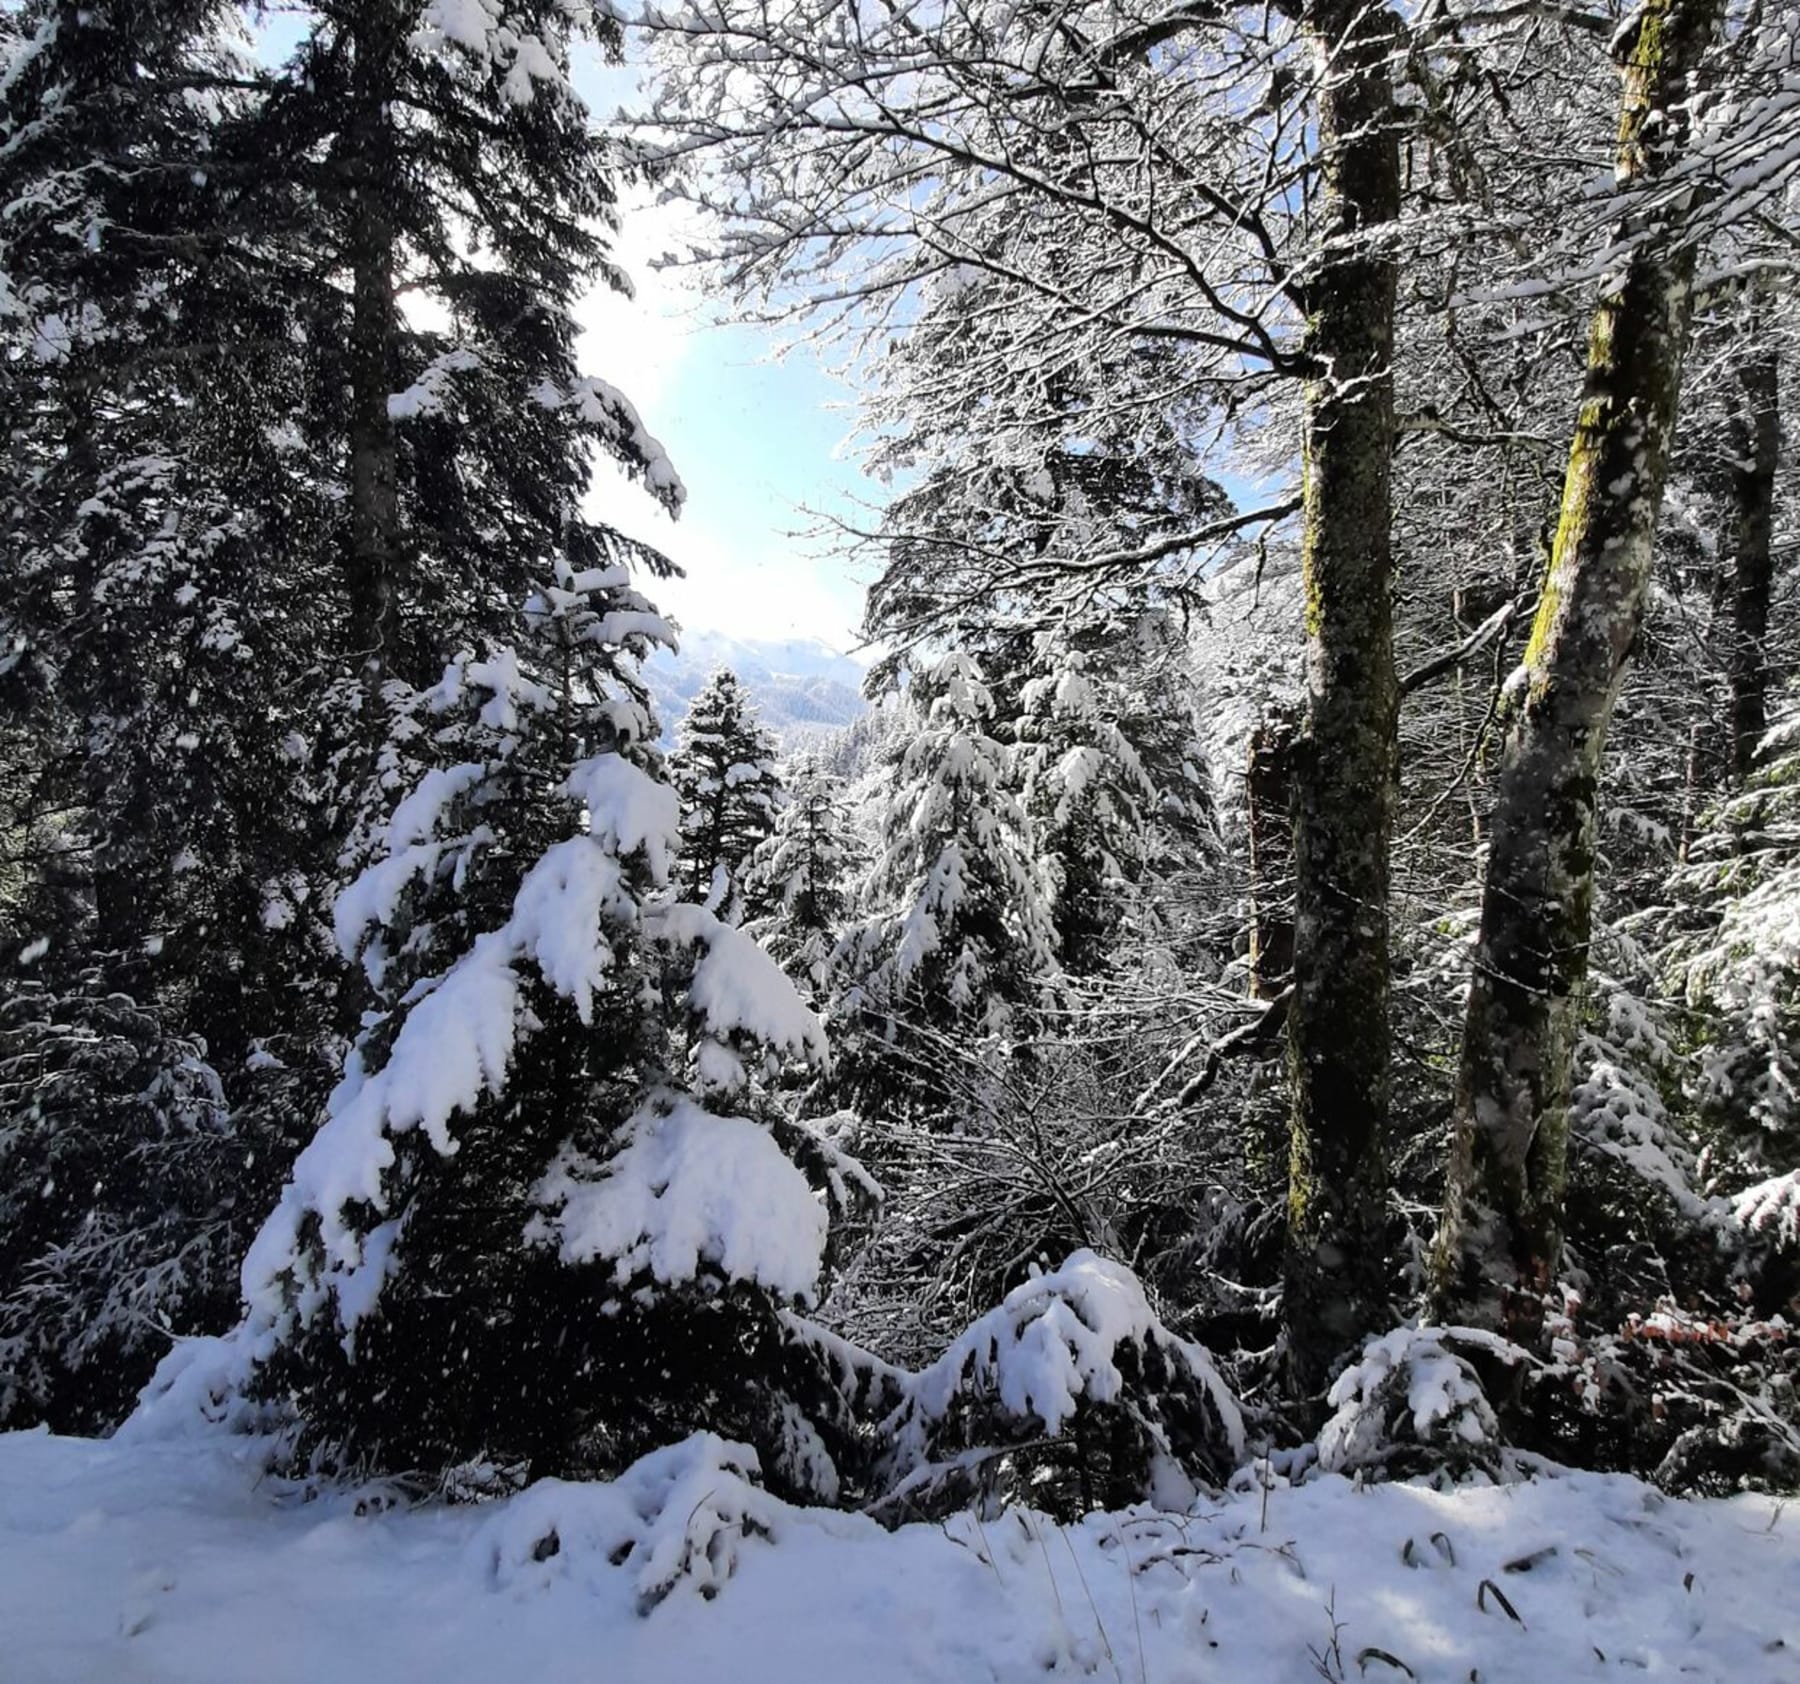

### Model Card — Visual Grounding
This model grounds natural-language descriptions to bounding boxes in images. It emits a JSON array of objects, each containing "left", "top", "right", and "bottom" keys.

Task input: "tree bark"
[
  {"left": 345, "top": 6, "right": 401, "bottom": 687},
  {"left": 1434, "top": 0, "right": 1724, "bottom": 1337},
  {"left": 1283, "top": 0, "right": 1402, "bottom": 1392},
  {"left": 1246, "top": 712, "right": 1297, "bottom": 1001},
  {"left": 1727, "top": 328, "right": 1779, "bottom": 782}
]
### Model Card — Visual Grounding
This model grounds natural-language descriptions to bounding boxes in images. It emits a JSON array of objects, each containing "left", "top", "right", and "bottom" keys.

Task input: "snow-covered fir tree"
[
  {"left": 0, "top": 0, "right": 341, "bottom": 1427},
  {"left": 163, "top": 565, "right": 872, "bottom": 1493},
  {"left": 0, "top": 0, "right": 699, "bottom": 1441},
  {"left": 0, "top": 0, "right": 336, "bottom": 1034},
  {"left": 742, "top": 757, "right": 859, "bottom": 1005},
  {"left": 231, "top": 0, "right": 686, "bottom": 691},
  {"left": 1014, "top": 612, "right": 1215, "bottom": 976},
  {"left": 669, "top": 668, "right": 784, "bottom": 915},
  {"left": 1667, "top": 701, "right": 1800, "bottom": 1203},
  {"left": 836, "top": 652, "right": 1058, "bottom": 1112}
]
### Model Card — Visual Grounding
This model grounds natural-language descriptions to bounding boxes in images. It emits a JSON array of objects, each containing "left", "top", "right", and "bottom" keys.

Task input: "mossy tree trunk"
[
  {"left": 1282, "top": 0, "right": 1402, "bottom": 1393},
  {"left": 1434, "top": 0, "right": 1724, "bottom": 1338}
]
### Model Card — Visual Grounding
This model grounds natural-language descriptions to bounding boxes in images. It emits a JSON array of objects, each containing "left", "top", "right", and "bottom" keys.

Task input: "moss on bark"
[
  {"left": 1282, "top": 0, "right": 1402, "bottom": 1394},
  {"left": 1434, "top": 0, "right": 1725, "bottom": 1338}
]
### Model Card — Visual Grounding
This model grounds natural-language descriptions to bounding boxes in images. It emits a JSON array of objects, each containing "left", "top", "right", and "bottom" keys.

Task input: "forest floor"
[{"left": 0, "top": 1427, "right": 1793, "bottom": 1683}]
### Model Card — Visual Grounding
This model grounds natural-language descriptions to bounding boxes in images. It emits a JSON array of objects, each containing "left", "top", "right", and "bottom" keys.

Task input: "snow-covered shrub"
[
  {"left": 1528, "top": 1300, "right": 1799, "bottom": 1495},
  {"left": 870, "top": 1250, "right": 1243, "bottom": 1520},
  {"left": 473, "top": 1434, "right": 790, "bottom": 1612},
  {"left": 141, "top": 566, "right": 873, "bottom": 1498},
  {"left": 1558, "top": 964, "right": 1740, "bottom": 1321},
  {"left": 823, "top": 1022, "right": 1255, "bottom": 1370},
  {"left": 1317, "top": 1325, "right": 1526, "bottom": 1482}
]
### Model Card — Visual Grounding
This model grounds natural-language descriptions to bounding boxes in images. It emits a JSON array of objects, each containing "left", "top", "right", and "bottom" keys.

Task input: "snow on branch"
[{"left": 527, "top": 1095, "right": 831, "bottom": 1302}]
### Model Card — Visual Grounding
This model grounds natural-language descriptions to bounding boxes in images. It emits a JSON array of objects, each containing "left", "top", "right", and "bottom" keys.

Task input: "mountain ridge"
[{"left": 647, "top": 628, "right": 869, "bottom": 746}]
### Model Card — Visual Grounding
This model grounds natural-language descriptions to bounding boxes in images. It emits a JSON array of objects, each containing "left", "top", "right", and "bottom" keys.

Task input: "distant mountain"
[{"left": 647, "top": 630, "right": 868, "bottom": 747}]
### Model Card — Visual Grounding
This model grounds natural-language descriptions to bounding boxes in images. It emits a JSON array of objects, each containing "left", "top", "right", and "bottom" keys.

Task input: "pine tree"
[
  {"left": 232, "top": 0, "right": 686, "bottom": 695},
  {"left": 0, "top": 0, "right": 337, "bottom": 1005},
  {"left": 669, "top": 668, "right": 784, "bottom": 914},
  {"left": 190, "top": 566, "right": 871, "bottom": 1494},
  {"left": 743, "top": 758, "right": 858, "bottom": 1005},
  {"left": 0, "top": 0, "right": 696, "bottom": 1435},
  {"left": 1666, "top": 701, "right": 1800, "bottom": 1178}
]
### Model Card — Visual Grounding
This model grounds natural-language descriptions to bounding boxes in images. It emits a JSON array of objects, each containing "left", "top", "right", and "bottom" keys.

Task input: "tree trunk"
[
  {"left": 1246, "top": 712, "right": 1296, "bottom": 1001},
  {"left": 1283, "top": 0, "right": 1402, "bottom": 1392},
  {"left": 346, "top": 8, "right": 401, "bottom": 687},
  {"left": 1727, "top": 329, "right": 1779, "bottom": 782},
  {"left": 1434, "top": 0, "right": 1724, "bottom": 1337}
]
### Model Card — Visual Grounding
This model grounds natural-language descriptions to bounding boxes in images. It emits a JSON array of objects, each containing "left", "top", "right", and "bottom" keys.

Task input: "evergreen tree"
[
  {"left": 175, "top": 566, "right": 871, "bottom": 1494},
  {"left": 1666, "top": 701, "right": 1800, "bottom": 1180},
  {"left": 0, "top": 973, "right": 276, "bottom": 1432},
  {"left": 743, "top": 758, "right": 858, "bottom": 1005},
  {"left": 0, "top": 0, "right": 694, "bottom": 1435},
  {"left": 1014, "top": 613, "right": 1214, "bottom": 976},
  {"left": 669, "top": 668, "right": 784, "bottom": 914},
  {"left": 0, "top": 0, "right": 340, "bottom": 1426},
  {"left": 836, "top": 652, "right": 1058, "bottom": 1112},
  {"left": 234, "top": 0, "right": 686, "bottom": 695},
  {"left": 0, "top": 0, "right": 337, "bottom": 1016}
]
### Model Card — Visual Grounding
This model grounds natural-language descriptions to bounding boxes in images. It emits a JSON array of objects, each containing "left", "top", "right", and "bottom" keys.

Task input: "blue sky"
[
  {"left": 570, "top": 48, "right": 876, "bottom": 652},
  {"left": 575, "top": 256, "right": 876, "bottom": 652}
]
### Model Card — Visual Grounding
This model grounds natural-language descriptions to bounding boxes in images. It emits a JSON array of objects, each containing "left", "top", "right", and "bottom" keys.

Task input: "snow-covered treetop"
[
  {"left": 671, "top": 665, "right": 786, "bottom": 909},
  {"left": 844, "top": 649, "right": 1058, "bottom": 1030}
]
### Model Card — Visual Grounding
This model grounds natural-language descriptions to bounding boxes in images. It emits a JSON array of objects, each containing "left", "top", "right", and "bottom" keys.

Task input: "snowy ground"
[{"left": 1, "top": 1428, "right": 1794, "bottom": 1684}]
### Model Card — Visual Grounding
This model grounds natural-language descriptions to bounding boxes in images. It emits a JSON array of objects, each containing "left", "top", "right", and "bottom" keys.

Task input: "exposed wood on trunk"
[
  {"left": 1434, "top": 0, "right": 1724, "bottom": 1338},
  {"left": 1283, "top": 0, "right": 1402, "bottom": 1392}
]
